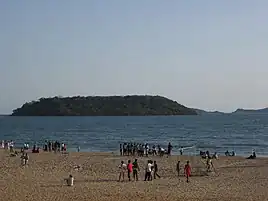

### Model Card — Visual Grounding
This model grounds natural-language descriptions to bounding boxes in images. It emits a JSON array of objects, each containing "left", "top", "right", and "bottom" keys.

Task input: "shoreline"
[
  {"left": 7, "top": 147, "right": 264, "bottom": 158},
  {"left": 3, "top": 148, "right": 264, "bottom": 159}
]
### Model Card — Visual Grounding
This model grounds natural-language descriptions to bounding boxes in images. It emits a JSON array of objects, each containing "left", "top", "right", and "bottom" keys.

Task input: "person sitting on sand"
[
  {"left": 127, "top": 160, "right": 133, "bottom": 181},
  {"left": 64, "top": 175, "right": 74, "bottom": 186},
  {"left": 247, "top": 150, "right": 256, "bottom": 159},
  {"left": 184, "top": 161, "right": 191, "bottom": 183},
  {"left": 176, "top": 161, "right": 180, "bottom": 176},
  {"left": 132, "top": 159, "right": 140, "bottom": 181},
  {"left": 118, "top": 161, "right": 127, "bottom": 182}
]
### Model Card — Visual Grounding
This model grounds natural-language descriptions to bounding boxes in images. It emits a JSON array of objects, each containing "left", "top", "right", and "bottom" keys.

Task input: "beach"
[{"left": 1, "top": 150, "right": 268, "bottom": 201}]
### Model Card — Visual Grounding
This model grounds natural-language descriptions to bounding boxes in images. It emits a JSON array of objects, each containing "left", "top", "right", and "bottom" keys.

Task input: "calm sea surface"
[{"left": 0, "top": 115, "right": 267, "bottom": 156}]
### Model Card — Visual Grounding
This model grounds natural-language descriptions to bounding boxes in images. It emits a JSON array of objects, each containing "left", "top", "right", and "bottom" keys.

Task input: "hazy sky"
[{"left": 1, "top": 0, "right": 268, "bottom": 114}]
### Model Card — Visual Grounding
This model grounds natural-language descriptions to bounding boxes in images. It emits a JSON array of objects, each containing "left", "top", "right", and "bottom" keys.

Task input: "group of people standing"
[
  {"left": 118, "top": 159, "right": 161, "bottom": 182},
  {"left": 43, "top": 140, "right": 67, "bottom": 153},
  {"left": 1, "top": 140, "right": 14, "bottom": 152},
  {"left": 118, "top": 159, "right": 192, "bottom": 183},
  {"left": 119, "top": 142, "right": 173, "bottom": 157}
]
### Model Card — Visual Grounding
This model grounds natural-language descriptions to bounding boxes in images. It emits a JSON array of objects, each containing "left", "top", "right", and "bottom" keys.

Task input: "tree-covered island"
[{"left": 11, "top": 95, "right": 197, "bottom": 116}]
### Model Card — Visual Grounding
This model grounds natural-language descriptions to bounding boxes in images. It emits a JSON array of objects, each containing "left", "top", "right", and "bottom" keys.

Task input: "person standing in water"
[
  {"left": 167, "top": 142, "right": 173, "bottom": 156},
  {"left": 179, "top": 147, "right": 184, "bottom": 155},
  {"left": 184, "top": 161, "right": 191, "bottom": 182},
  {"left": 132, "top": 159, "right": 140, "bottom": 181}
]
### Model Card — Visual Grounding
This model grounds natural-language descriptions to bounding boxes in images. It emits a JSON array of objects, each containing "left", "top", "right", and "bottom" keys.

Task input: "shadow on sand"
[
  {"left": 219, "top": 164, "right": 268, "bottom": 169},
  {"left": 39, "top": 171, "right": 212, "bottom": 188}
]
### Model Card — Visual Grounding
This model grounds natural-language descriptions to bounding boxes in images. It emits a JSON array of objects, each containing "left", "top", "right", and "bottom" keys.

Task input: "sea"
[{"left": 0, "top": 114, "right": 267, "bottom": 157}]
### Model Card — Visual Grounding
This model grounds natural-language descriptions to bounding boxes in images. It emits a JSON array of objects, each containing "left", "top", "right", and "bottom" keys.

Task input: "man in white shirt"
[
  {"left": 144, "top": 160, "right": 153, "bottom": 181},
  {"left": 118, "top": 161, "right": 127, "bottom": 182}
]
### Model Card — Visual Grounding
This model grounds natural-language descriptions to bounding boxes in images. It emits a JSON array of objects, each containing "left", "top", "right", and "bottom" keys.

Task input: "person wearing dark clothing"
[
  {"left": 153, "top": 161, "right": 160, "bottom": 179},
  {"left": 176, "top": 161, "right": 180, "bottom": 176},
  {"left": 132, "top": 159, "right": 140, "bottom": 181},
  {"left": 167, "top": 142, "right": 173, "bottom": 156},
  {"left": 120, "top": 144, "right": 122, "bottom": 156}
]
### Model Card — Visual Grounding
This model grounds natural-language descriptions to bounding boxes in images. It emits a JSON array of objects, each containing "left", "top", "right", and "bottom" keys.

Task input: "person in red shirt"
[
  {"left": 184, "top": 161, "right": 191, "bottom": 183},
  {"left": 127, "top": 160, "right": 133, "bottom": 181}
]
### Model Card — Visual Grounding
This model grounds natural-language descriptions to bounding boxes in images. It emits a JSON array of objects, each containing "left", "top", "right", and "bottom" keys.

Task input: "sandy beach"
[{"left": 1, "top": 150, "right": 268, "bottom": 201}]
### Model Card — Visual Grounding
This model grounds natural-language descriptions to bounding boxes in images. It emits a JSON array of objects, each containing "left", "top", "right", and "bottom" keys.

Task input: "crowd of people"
[
  {"left": 43, "top": 140, "right": 67, "bottom": 153},
  {"left": 118, "top": 158, "right": 192, "bottom": 183},
  {"left": 1, "top": 140, "right": 15, "bottom": 152},
  {"left": 0, "top": 139, "right": 259, "bottom": 186},
  {"left": 119, "top": 142, "right": 174, "bottom": 157}
]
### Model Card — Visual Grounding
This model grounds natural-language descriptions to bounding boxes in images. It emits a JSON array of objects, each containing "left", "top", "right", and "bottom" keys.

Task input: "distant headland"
[
  {"left": 11, "top": 95, "right": 197, "bottom": 116},
  {"left": 193, "top": 107, "right": 268, "bottom": 115}
]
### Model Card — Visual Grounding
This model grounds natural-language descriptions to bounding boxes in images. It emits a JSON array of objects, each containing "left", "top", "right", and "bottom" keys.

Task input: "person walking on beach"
[
  {"left": 206, "top": 158, "right": 214, "bottom": 172},
  {"left": 144, "top": 160, "right": 153, "bottom": 181},
  {"left": 127, "top": 160, "right": 133, "bottom": 181},
  {"left": 153, "top": 161, "right": 161, "bottom": 179},
  {"left": 184, "top": 161, "right": 191, "bottom": 183},
  {"left": 176, "top": 161, "right": 180, "bottom": 176},
  {"left": 118, "top": 161, "right": 127, "bottom": 182},
  {"left": 132, "top": 159, "right": 140, "bottom": 181}
]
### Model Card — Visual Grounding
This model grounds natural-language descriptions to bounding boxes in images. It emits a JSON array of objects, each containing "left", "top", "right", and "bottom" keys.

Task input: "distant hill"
[
  {"left": 232, "top": 108, "right": 268, "bottom": 114},
  {"left": 193, "top": 108, "right": 225, "bottom": 115},
  {"left": 11, "top": 95, "right": 197, "bottom": 116}
]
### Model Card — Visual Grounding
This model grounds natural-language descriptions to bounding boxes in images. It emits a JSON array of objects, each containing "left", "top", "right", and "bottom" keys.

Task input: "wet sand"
[{"left": 1, "top": 149, "right": 268, "bottom": 201}]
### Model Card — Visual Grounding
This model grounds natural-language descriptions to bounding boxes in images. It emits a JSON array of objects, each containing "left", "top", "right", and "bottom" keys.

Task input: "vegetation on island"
[{"left": 11, "top": 95, "right": 197, "bottom": 116}]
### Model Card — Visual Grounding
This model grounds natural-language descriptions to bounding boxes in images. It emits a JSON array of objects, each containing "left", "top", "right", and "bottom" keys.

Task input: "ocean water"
[{"left": 0, "top": 114, "right": 267, "bottom": 156}]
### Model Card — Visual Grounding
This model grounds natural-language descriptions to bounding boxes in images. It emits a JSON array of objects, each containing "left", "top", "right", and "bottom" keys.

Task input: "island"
[
  {"left": 232, "top": 108, "right": 268, "bottom": 114},
  {"left": 11, "top": 95, "right": 197, "bottom": 116}
]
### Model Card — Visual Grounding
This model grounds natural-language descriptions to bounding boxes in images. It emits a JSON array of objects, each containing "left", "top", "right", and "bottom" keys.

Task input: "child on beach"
[
  {"left": 64, "top": 175, "right": 74, "bottom": 186},
  {"left": 118, "top": 161, "right": 127, "bottom": 182},
  {"left": 127, "top": 160, "right": 133, "bottom": 181},
  {"left": 21, "top": 153, "right": 29, "bottom": 166},
  {"left": 184, "top": 161, "right": 191, "bottom": 182}
]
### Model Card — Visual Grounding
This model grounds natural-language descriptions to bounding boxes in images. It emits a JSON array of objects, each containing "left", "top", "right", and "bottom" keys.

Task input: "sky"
[{"left": 0, "top": 0, "right": 268, "bottom": 114}]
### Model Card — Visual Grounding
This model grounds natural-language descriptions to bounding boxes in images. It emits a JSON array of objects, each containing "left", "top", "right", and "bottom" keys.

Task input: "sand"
[{"left": 1, "top": 150, "right": 268, "bottom": 201}]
